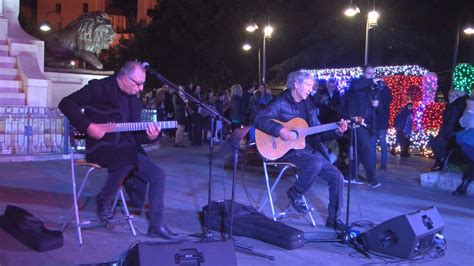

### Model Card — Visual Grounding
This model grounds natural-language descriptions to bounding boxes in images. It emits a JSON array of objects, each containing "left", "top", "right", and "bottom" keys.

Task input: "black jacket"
[
  {"left": 374, "top": 85, "right": 392, "bottom": 130},
  {"left": 254, "top": 89, "right": 339, "bottom": 160},
  {"left": 341, "top": 77, "right": 375, "bottom": 130},
  {"left": 58, "top": 75, "right": 152, "bottom": 169},
  {"left": 438, "top": 95, "right": 468, "bottom": 139}
]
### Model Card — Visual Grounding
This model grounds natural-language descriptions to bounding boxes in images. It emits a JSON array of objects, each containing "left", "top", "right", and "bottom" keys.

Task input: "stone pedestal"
[{"left": 420, "top": 171, "right": 473, "bottom": 195}]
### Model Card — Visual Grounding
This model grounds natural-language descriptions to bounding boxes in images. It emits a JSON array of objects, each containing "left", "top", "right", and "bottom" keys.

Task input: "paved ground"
[{"left": 0, "top": 137, "right": 473, "bottom": 266}]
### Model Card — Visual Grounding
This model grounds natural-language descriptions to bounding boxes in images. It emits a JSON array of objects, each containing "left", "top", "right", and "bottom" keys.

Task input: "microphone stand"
[{"left": 144, "top": 67, "right": 231, "bottom": 241}]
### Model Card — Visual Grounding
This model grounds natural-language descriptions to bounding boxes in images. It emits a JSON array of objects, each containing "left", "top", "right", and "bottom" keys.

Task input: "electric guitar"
[
  {"left": 255, "top": 117, "right": 348, "bottom": 160},
  {"left": 81, "top": 106, "right": 177, "bottom": 154}
]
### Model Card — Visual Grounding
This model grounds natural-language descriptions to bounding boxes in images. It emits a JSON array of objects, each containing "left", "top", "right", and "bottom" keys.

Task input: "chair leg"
[
  {"left": 259, "top": 163, "right": 290, "bottom": 221},
  {"left": 70, "top": 152, "right": 83, "bottom": 245},
  {"left": 295, "top": 174, "right": 316, "bottom": 227},
  {"left": 118, "top": 189, "right": 137, "bottom": 236}
]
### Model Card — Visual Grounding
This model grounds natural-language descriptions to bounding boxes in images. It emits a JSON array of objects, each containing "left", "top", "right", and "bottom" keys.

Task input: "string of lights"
[
  {"left": 453, "top": 63, "right": 473, "bottom": 95},
  {"left": 307, "top": 65, "right": 444, "bottom": 157}
]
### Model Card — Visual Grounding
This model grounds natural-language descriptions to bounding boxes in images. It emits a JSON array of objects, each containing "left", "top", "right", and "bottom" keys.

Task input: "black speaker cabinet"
[
  {"left": 358, "top": 206, "right": 444, "bottom": 259},
  {"left": 123, "top": 240, "right": 237, "bottom": 266}
]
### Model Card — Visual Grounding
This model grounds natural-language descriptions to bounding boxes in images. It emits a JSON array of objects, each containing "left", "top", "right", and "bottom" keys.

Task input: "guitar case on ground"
[
  {"left": 202, "top": 200, "right": 304, "bottom": 250},
  {"left": 0, "top": 205, "right": 63, "bottom": 252}
]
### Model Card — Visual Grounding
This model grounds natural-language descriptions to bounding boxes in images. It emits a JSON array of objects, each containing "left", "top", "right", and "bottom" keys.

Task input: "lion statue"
[{"left": 45, "top": 11, "right": 116, "bottom": 70}]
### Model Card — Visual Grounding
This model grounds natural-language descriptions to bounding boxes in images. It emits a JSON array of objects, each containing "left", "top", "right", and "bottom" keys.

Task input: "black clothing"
[
  {"left": 58, "top": 75, "right": 166, "bottom": 228},
  {"left": 59, "top": 76, "right": 152, "bottom": 170},
  {"left": 341, "top": 76, "right": 378, "bottom": 184},
  {"left": 255, "top": 89, "right": 343, "bottom": 220},
  {"left": 430, "top": 96, "right": 467, "bottom": 163},
  {"left": 172, "top": 92, "right": 186, "bottom": 125},
  {"left": 374, "top": 85, "right": 392, "bottom": 130},
  {"left": 231, "top": 95, "right": 247, "bottom": 124}
]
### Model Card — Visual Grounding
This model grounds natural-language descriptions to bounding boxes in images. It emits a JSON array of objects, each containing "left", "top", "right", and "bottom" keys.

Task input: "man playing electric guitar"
[
  {"left": 254, "top": 70, "right": 348, "bottom": 230},
  {"left": 59, "top": 61, "right": 178, "bottom": 239}
]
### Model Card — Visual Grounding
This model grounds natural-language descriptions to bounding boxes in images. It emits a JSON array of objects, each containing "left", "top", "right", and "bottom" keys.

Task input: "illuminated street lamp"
[
  {"left": 39, "top": 10, "right": 63, "bottom": 32},
  {"left": 344, "top": 1, "right": 360, "bottom": 17},
  {"left": 245, "top": 16, "right": 274, "bottom": 83},
  {"left": 242, "top": 43, "right": 252, "bottom": 51},
  {"left": 464, "top": 25, "right": 474, "bottom": 35},
  {"left": 344, "top": 3, "right": 380, "bottom": 65}
]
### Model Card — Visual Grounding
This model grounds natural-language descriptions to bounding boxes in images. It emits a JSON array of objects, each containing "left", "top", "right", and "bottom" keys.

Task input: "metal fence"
[
  {"left": 0, "top": 106, "right": 157, "bottom": 156},
  {"left": 0, "top": 106, "right": 66, "bottom": 155}
]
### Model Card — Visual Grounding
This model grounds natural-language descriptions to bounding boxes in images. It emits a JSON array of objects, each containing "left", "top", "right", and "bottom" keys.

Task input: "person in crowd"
[
  {"left": 58, "top": 61, "right": 178, "bottom": 239},
  {"left": 230, "top": 84, "right": 246, "bottom": 129},
  {"left": 370, "top": 78, "right": 392, "bottom": 170},
  {"left": 340, "top": 65, "right": 382, "bottom": 188},
  {"left": 255, "top": 70, "right": 348, "bottom": 231},
  {"left": 172, "top": 86, "right": 187, "bottom": 148},
  {"left": 452, "top": 95, "right": 474, "bottom": 196},
  {"left": 258, "top": 83, "right": 273, "bottom": 106},
  {"left": 393, "top": 103, "right": 413, "bottom": 157},
  {"left": 429, "top": 89, "right": 468, "bottom": 171},
  {"left": 317, "top": 79, "right": 341, "bottom": 124},
  {"left": 190, "top": 85, "right": 204, "bottom": 145}
]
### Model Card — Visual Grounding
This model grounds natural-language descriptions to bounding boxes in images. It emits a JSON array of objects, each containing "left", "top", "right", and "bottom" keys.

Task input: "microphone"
[{"left": 141, "top": 61, "right": 151, "bottom": 70}]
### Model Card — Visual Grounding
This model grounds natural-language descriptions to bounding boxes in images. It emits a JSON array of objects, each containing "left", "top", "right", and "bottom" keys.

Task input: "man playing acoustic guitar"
[
  {"left": 255, "top": 70, "right": 348, "bottom": 230},
  {"left": 59, "top": 61, "right": 178, "bottom": 239}
]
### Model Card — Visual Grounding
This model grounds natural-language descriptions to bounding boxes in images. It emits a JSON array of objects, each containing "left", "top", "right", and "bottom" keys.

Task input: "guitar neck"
[
  {"left": 301, "top": 122, "right": 339, "bottom": 137},
  {"left": 100, "top": 121, "right": 178, "bottom": 133}
]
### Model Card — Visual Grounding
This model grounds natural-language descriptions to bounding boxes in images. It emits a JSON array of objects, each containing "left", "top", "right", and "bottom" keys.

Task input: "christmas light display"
[
  {"left": 422, "top": 72, "right": 438, "bottom": 104},
  {"left": 308, "top": 65, "right": 445, "bottom": 157},
  {"left": 453, "top": 64, "right": 473, "bottom": 96}
]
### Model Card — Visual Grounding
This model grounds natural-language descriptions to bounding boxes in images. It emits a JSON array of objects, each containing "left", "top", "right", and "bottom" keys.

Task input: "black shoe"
[
  {"left": 147, "top": 224, "right": 179, "bottom": 239},
  {"left": 325, "top": 218, "right": 347, "bottom": 231},
  {"left": 452, "top": 179, "right": 471, "bottom": 196},
  {"left": 95, "top": 195, "right": 113, "bottom": 223},
  {"left": 379, "top": 165, "right": 387, "bottom": 171},
  {"left": 431, "top": 165, "right": 443, "bottom": 172},
  {"left": 286, "top": 187, "right": 310, "bottom": 213},
  {"left": 174, "top": 143, "right": 185, "bottom": 148}
]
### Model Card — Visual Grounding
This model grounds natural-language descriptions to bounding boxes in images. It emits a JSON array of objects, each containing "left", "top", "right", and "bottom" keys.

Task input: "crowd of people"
[
  {"left": 141, "top": 65, "right": 473, "bottom": 197},
  {"left": 59, "top": 61, "right": 471, "bottom": 240}
]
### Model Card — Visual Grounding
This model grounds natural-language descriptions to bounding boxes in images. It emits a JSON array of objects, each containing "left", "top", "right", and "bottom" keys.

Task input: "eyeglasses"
[{"left": 129, "top": 76, "right": 145, "bottom": 87}]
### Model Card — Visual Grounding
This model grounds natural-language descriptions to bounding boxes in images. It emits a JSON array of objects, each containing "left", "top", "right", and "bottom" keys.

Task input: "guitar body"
[
  {"left": 84, "top": 107, "right": 123, "bottom": 154},
  {"left": 255, "top": 118, "right": 308, "bottom": 160}
]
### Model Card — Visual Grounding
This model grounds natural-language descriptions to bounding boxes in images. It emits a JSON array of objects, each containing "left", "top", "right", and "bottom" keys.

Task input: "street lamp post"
[
  {"left": 344, "top": 3, "right": 379, "bottom": 65},
  {"left": 452, "top": 22, "right": 473, "bottom": 88},
  {"left": 244, "top": 15, "right": 273, "bottom": 83}
]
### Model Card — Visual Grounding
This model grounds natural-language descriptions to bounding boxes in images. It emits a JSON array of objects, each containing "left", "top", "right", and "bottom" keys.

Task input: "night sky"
[{"left": 21, "top": 0, "right": 474, "bottom": 88}]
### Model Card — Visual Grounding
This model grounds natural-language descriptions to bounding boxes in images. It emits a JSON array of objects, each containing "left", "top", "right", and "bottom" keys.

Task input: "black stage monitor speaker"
[
  {"left": 358, "top": 206, "right": 444, "bottom": 259},
  {"left": 123, "top": 240, "right": 237, "bottom": 266}
]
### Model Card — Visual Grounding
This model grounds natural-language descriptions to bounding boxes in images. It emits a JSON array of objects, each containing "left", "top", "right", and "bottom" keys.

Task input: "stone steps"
[
  {"left": 0, "top": 56, "right": 16, "bottom": 68},
  {"left": 0, "top": 92, "right": 26, "bottom": 105},
  {"left": 0, "top": 44, "right": 8, "bottom": 56}
]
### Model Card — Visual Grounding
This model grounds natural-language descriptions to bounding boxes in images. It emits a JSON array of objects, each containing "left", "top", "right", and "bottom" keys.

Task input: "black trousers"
[
  {"left": 351, "top": 127, "right": 377, "bottom": 183},
  {"left": 396, "top": 130, "right": 410, "bottom": 156},
  {"left": 280, "top": 149, "right": 344, "bottom": 220},
  {"left": 99, "top": 153, "right": 166, "bottom": 228}
]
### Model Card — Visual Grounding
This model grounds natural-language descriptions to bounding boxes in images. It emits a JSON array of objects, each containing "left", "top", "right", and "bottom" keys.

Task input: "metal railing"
[
  {"left": 0, "top": 106, "right": 66, "bottom": 155},
  {"left": 0, "top": 106, "right": 157, "bottom": 156}
]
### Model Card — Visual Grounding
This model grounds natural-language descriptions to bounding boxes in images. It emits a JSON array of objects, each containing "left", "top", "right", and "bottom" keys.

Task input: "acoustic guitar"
[
  {"left": 81, "top": 106, "right": 177, "bottom": 154},
  {"left": 255, "top": 117, "right": 344, "bottom": 160}
]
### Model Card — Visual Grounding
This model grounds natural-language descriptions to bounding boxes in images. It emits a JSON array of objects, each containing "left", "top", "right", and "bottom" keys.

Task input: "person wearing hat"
[
  {"left": 429, "top": 89, "right": 468, "bottom": 171},
  {"left": 452, "top": 95, "right": 474, "bottom": 195}
]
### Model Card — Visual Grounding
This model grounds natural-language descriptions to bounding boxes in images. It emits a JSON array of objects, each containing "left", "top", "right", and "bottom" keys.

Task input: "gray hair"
[
  {"left": 286, "top": 70, "right": 313, "bottom": 90},
  {"left": 117, "top": 61, "right": 145, "bottom": 78}
]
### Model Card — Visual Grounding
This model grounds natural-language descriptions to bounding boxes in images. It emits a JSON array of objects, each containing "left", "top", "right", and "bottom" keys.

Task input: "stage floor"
[{"left": 0, "top": 138, "right": 473, "bottom": 265}]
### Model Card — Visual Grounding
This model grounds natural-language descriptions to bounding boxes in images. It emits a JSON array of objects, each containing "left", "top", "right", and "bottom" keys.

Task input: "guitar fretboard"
[
  {"left": 102, "top": 121, "right": 178, "bottom": 133},
  {"left": 301, "top": 122, "right": 339, "bottom": 136}
]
